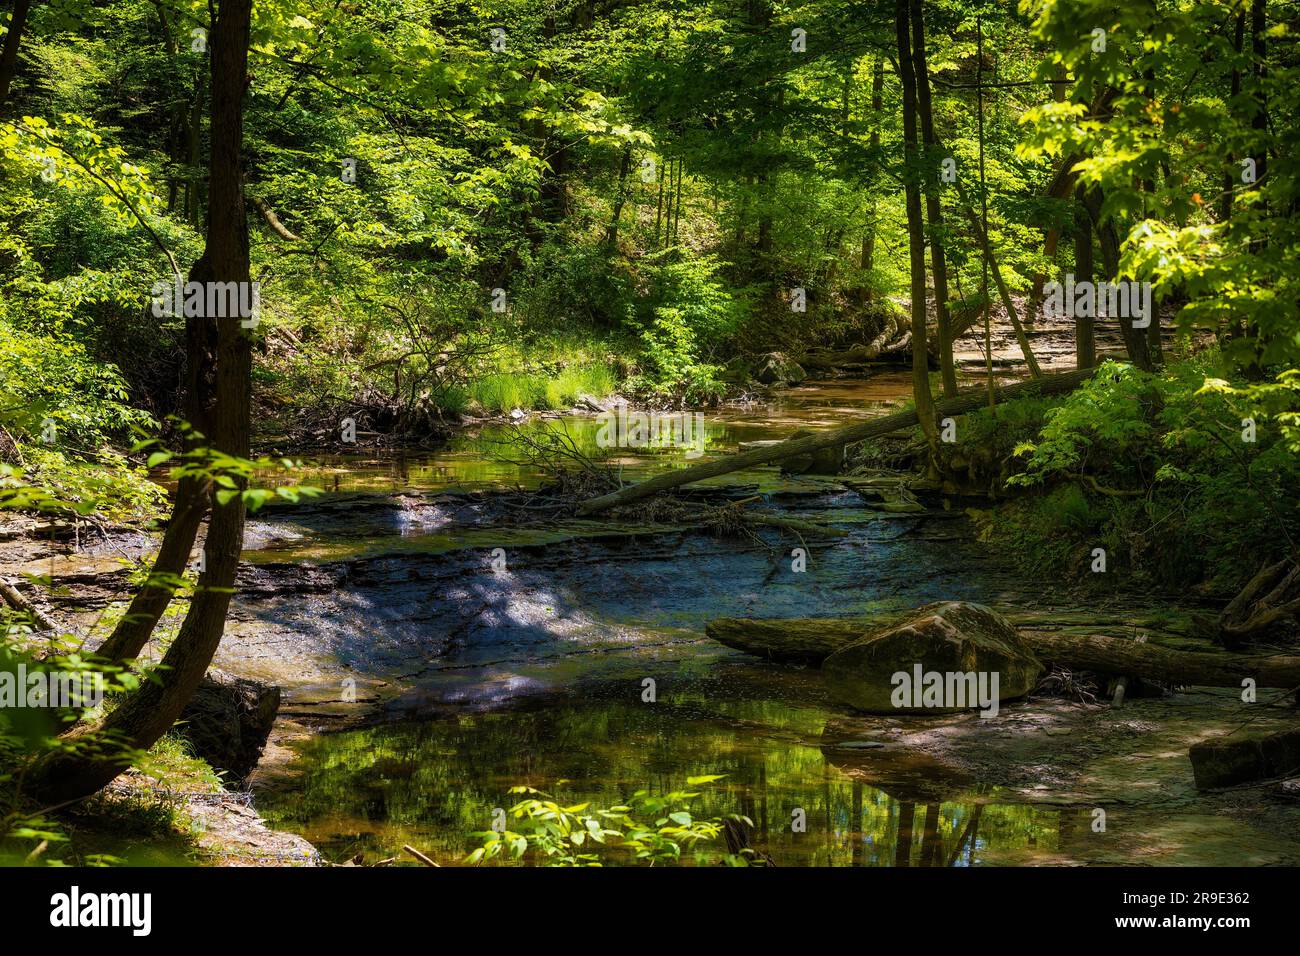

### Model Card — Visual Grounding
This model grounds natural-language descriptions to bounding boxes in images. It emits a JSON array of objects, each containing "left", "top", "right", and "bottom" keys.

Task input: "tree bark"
[
  {"left": 0, "top": 0, "right": 34, "bottom": 113},
  {"left": 895, "top": 0, "right": 938, "bottom": 461},
  {"left": 1073, "top": 188, "right": 1095, "bottom": 369},
  {"left": 34, "top": 0, "right": 254, "bottom": 804},
  {"left": 909, "top": 0, "right": 956, "bottom": 398},
  {"left": 576, "top": 366, "right": 1095, "bottom": 515},
  {"left": 1080, "top": 186, "right": 1152, "bottom": 371}
]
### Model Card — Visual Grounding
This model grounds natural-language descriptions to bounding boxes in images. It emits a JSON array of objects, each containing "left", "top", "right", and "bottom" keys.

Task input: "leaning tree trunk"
[
  {"left": 33, "top": 0, "right": 254, "bottom": 805},
  {"left": 576, "top": 366, "right": 1096, "bottom": 515},
  {"left": 1080, "top": 185, "right": 1152, "bottom": 371},
  {"left": 94, "top": 286, "right": 219, "bottom": 664}
]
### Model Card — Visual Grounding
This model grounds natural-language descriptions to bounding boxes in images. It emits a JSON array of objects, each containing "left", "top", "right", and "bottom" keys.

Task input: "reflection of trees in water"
[{"left": 259, "top": 700, "right": 1072, "bottom": 865}]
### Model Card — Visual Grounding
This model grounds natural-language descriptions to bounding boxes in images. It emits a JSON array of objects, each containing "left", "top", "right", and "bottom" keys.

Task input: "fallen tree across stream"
[
  {"left": 705, "top": 616, "right": 1300, "bottom": 689},
  {"left": 577, "top": 366, "right": 1097, "bottom": 516}
]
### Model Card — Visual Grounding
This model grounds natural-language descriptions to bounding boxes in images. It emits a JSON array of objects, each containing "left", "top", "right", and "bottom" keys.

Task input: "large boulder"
[
  {"left": 754, "top": 352, "right": 806, "bottom": 386},
  {"left": 822, "top": 602, "right": 1042, "bottom": 714},
  {"left": 177, "top": 670, "right": 281, "bottom": 787}
]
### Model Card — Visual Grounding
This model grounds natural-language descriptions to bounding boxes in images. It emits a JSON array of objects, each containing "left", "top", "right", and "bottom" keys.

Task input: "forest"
[{"left": 0, "top": 0, "right": 1299, "bottom": 880}]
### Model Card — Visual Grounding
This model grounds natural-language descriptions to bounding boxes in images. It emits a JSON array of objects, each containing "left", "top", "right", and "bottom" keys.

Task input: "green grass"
[{"left": 465, "top": 363, "right": 616, "bottom": 415}]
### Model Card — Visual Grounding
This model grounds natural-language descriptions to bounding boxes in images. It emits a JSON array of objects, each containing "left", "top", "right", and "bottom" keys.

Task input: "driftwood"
[
  {"left": 402, "top": 844, "right": 440, "bottom": 867},
  {"left": 705, "top": 616, "right": 1300, "bottom": 689},
  {"left": 0, "top": 576, "right": 60, "bottom": 632},
  {"left": 577, "top": 367, "right": 1096, "bottom": 516},
  {"left": 799, "top": 313, "right": 910, "bottom": 370},
  {"left": 1218, "top": 558, "right": 1300, "bottom": 642}
]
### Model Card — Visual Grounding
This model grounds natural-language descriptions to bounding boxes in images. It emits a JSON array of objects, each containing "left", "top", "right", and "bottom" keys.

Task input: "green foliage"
[
  {"left": 976, "top": 359, "right": 1300, "bottom": 591},
  {"left": 466, "top": 777, "right": 746, "bottom": 867}
]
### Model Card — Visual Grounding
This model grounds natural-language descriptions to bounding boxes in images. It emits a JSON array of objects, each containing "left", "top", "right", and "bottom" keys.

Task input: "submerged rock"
[
  {"left": 822, "top": 602, "right": 1042, "bottom": 714},
  {"left": 178, "top": 671, "right": 281, "bottom": 787}
]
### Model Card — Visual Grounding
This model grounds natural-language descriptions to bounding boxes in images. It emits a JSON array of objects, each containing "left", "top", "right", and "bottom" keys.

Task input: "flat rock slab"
[{"left": 1189, "top": 726, "right": 1300, "bottom": 790}]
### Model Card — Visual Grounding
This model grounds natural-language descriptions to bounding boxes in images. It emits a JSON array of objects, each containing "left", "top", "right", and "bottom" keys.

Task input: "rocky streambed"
[{"left": 9, "top": 378, "right": 1300, "bottom": 866}]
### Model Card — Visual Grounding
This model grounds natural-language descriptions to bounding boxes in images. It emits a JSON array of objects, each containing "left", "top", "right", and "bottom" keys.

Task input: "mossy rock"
[{"left": 822, "top": 602, "right": 1042, "bottom": 713}]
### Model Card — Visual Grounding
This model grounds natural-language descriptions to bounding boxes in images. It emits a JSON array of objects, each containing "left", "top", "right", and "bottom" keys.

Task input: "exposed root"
[{"left": 1030, "top": 665, "right": 1100, "bottom": 704}]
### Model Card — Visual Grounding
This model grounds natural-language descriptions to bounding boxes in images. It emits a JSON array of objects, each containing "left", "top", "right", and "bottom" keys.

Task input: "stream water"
[{"left": 244, "top": 375, "right": 1300, "bottom": 867}]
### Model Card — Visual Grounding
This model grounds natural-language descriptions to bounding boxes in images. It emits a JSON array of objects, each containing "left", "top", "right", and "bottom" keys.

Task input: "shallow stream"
[{"left": 241, "top": 375, "right": 1300, "bottom": 866}]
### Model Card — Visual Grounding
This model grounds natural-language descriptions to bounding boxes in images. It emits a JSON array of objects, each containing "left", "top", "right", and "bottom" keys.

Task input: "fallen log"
[
  {"left": 577, "top": 366, "right": 1096, "bottom": 516},
  {"left": 1019, "top": 631, "right": 1300, "bottom": 689},
  {"left": 0, "top": 576, "right": 60, "bottom": 632},
  {"left": 705, "top": 615, "right": 1300, "bottom": 689}
]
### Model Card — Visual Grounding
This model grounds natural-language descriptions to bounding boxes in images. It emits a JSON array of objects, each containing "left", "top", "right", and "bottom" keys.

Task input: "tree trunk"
[
  {"left": 33, "top": 0, "right": 254, "bottom": 805},
  {"left": 895, "top": 0, "right": 939, "bottom": 462},
  {"left": 859, "top": 57, "right": 885, "bottom": 306},
  {"left": 672, "top": 156, "right": 685, "bottom": 243},
  {"left": 576, "top": 366, "right": 1095, "bottom": 515},
  {"left": 1073, "top": 188, "right": 1096, "bottom": 369},
  {"left": 185, "top": 69, "right": 204, "bottom": 227},
  {"left": 910, "top": 0, "right": 956, "bottom": 398},
  {"left": 94, "top": 262, "right": 223, "bottom": 665},
  {"left": 1220, "top": 12, "right": 1245, "bottom": 227},
  {"left": 1024, "top": 64, "right": 1070, "bottom": 328},
  {"left": 959, "top": 198, "right": 1043, "bottom": 377},
  {"left": 653, "top": 156, "right": 665, "bottom": 247},
  {"left": 605, "top": 145, "right": 631, "bottom": 248},
  {"left": 1080, "top": 186, "right": 1152, "bottom": 371},
  {"left": 0, "top": 0, "right": 33, "bottom": 113}
]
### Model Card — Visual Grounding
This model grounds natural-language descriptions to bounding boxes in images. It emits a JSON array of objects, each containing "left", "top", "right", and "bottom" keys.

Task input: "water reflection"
[
  {"left": 258, "top": 697, "right": 1076, "bottom": 867},
  {"left": 257, "top": 374, "right": 916, "bottom": 496}
]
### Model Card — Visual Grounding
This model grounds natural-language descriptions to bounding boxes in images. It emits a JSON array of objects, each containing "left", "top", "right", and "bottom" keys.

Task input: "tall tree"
[
  {"left": 1073, "top": 188, "right": 1095, "bottom": 369},
  {"left": 859, "top": 56, "right": 885, "bottom": 306},
  {"left": 895, "top": 0, "right": 938, "bottom": 462},
  {"left": 909, "top": 0, "right": 956, "bottom": 398},
  {"left": 35, "top": 0, "right": 255, "bottom": 803}
]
